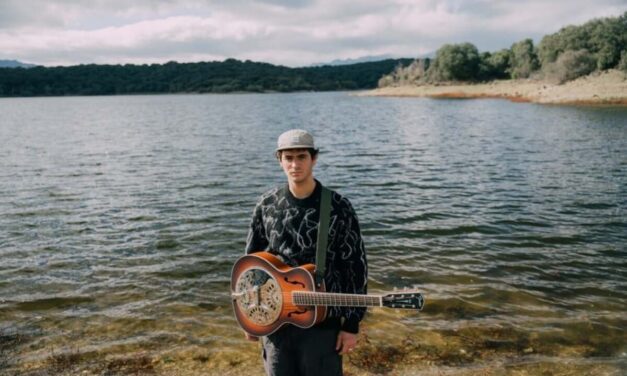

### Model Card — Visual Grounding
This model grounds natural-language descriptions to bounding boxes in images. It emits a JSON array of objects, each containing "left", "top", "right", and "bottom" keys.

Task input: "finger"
[
  {"left": 244, "top": 333, "right": 259, "bottom": 342},
  {"left": 335, "top": 334, "right": 342, "bottom": 351}
]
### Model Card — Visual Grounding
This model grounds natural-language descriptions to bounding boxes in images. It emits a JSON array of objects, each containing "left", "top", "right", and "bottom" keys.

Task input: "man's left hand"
[{"left": 335, "top": 331, "right": 358, "bottom": 355}]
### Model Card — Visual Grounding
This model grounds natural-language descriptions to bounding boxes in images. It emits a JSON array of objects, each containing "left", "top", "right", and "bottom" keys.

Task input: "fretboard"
[{"left": 292, "top": 291, "right": 382, "bottom": 307}]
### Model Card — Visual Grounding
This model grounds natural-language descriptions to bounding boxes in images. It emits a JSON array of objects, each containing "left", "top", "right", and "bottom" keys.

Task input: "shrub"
[
  {"left": 378, "top": 74, "right": 395, "bottom": 88},
  {"left": 542, "top": 49, "right": 596, "bottom": 84},
  {"left": 618, "top": 51, "right": 627, "bottom": 73},
  {"left": 377, "top": 58, "right": 431, "bottom": 87}
]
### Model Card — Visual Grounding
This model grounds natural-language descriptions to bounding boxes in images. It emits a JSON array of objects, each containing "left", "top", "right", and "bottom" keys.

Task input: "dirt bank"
[{"left": 361, "top": 69, "right": 627, "bottom": 105}]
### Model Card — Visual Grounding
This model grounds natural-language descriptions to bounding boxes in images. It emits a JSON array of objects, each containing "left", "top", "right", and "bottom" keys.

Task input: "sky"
[{"left": 1, "top": 0, "right": 625, "bottom": 67}]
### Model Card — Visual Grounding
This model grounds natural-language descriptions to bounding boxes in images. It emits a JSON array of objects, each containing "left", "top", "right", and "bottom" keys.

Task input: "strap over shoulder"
[{"left": 315, "top": 185, "right": 331, "bottom": 287}]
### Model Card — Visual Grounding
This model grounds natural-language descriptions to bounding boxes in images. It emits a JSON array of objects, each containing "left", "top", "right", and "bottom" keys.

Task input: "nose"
[{"left": 287, "top": 159, "right": 301, "bottom": 168}]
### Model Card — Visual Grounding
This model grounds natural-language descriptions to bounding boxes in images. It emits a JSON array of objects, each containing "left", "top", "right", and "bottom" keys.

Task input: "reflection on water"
[{"left": 0, "top": 93, "right": 625, "bottom": 375}]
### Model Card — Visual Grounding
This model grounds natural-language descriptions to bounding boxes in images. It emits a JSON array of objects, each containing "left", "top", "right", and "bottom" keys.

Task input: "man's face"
[{"left": 279, "top": 149, "right": 316, "bottom": 185}]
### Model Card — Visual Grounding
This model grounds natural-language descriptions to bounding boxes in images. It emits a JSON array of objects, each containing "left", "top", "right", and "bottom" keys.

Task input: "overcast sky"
[{"left": 1, "top": 0, "right": 625, "bottom": 67}]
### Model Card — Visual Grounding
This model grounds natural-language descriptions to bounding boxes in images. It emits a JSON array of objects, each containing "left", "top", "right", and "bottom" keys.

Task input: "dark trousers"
[{"left": 261, "top": 323, "right": 342, "bottom": 376}]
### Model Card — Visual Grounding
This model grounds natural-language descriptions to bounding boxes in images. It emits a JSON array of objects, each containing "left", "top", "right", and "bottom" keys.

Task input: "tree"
[
  {"left": 538, "top": 11, "right": 627, "bottom": 70},
  {"left": 0, "top": 58, "right": 414, "bottom": 97},
  {"left": 509, "top": 39, "right": 539, "bottom": 79},
  {"left": 478, "top": 49, "right": 511, "bottom": 80},
  {"left": 426, "top": 43, "right": 481, "bottom": 81}
]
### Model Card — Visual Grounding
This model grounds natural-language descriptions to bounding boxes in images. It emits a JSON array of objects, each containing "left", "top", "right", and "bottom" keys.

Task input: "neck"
[
  {"left": 292, "top": 291, "right": 382, "bottom": 307},
  {"left": 289, "top": 178, "right": 316, "bottom": 199}
]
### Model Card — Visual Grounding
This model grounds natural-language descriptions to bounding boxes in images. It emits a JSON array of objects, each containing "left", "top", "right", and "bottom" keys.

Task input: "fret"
[{"left": 292, "top": 291, "right": 383, "bottom": 307}]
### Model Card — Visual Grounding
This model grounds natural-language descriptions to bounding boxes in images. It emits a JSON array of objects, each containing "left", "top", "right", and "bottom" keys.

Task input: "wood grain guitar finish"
[{"left": 231, "top": 251, "right": 424, "bottom": 337}]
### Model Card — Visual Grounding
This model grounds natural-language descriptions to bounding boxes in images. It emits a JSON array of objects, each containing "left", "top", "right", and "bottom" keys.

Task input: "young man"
[{"left": 245, "top": 129, "right": 368, "bottom": 376}]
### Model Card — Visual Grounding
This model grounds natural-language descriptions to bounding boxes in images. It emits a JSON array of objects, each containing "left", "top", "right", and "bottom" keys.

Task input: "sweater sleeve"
[
  {"left": 245, "top": 201, "right": 268, "bottom": 254},
  {"left": 337, "top": 199, "right": 368, "bottom": 333}
]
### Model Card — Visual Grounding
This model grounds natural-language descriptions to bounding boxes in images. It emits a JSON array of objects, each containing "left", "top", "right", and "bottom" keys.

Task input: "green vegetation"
[
  {"left": 509, "top": 39, "right": 540, "bottom": 79},
  {"left": 0, "top": 58, "right": 413, "bottom": 97},
  {"left": 1, "top": 12, "right": 623, "bottom": 96},
  {"left": 542, "top": 49, "right": 597, "bottom": 84},
  {"left": 619, "top": 51, "right": 627, "bottom": 72},
  {"left": 427, "top": 43, "right": 481, "bottom": 81},
  {"left": 381, "top": 11, "right": 626, "bottom": 86}
]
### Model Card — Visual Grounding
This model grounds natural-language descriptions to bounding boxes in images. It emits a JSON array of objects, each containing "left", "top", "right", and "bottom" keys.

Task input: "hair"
[{"left": 275, "top": 148, "right": 319, "bottom": 161}]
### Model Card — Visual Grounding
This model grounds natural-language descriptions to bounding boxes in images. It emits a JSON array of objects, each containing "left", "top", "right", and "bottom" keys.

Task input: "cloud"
[
  {"left": 255, "top": 0, "right": 313, "bottom": 8},
  {"left": 483, "top": 0, "right": 627, "bottom": 35},
  {"left": 1, "top": 13, "right": 274, "bottom": 65},
  {"left": 0, "top": 0, "right": 625, "bottom": 66}
]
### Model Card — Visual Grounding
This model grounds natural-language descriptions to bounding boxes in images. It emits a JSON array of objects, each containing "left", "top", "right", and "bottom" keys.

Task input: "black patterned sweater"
[{"left": 245, "top": 180, "right": 368, "bottom": 334}]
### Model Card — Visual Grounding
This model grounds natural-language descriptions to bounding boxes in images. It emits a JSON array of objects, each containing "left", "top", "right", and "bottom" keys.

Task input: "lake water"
[{"left": 0, "top": 93, "right": 625, "bottom": 375}]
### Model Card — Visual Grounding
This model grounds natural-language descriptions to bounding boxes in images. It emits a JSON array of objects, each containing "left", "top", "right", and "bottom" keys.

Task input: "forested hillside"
[{"left": 0, "top": 58, "right": 412, "bottom": 97}]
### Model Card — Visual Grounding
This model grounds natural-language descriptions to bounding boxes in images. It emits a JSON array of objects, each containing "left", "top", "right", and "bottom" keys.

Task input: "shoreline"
[
  {"left": 7, "top": 310, "right": 626, "bottom": 376},
  {"left": 360, "top": 69, "right": 627, "bottom": 105}
]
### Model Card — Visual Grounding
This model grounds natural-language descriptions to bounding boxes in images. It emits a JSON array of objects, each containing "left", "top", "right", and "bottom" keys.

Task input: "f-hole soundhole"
[
  {"left": 287, "top": 308, "right": 308, "bottom": 317},
  {"left": 284, "top": 277, "right": 305, "bottom": 288}
]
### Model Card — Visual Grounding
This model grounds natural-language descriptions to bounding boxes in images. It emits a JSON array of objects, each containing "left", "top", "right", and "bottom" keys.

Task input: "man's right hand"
[{"left": 245, "top": 332, "right": 259, "bottom": 341}]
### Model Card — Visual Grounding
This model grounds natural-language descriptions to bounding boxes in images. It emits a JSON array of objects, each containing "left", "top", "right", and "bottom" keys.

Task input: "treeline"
[
  {"left": 380, "top": 11, "right": 627, "bottom": 86},
  {"left": 0, "top": 58, "right": 413, "bottom": 97}
]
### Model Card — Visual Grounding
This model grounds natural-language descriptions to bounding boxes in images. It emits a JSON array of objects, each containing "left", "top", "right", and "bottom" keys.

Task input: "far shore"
[{"left": 360, "top": 69, "right": 627, "bottom": 105}]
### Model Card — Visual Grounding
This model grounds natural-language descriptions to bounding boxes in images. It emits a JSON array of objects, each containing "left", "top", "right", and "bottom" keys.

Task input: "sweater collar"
[{"left": 284, "top": 179, "right": 322, "bottom": 207}]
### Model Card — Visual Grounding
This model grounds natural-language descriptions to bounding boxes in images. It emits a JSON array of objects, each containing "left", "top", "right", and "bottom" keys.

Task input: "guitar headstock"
[{"left": 382, "top": 290, "right": 424, "bottom": 310}]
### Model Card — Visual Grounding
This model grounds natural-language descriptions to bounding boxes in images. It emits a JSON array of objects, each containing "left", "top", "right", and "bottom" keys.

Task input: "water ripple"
[{"left": 1, "top": 93, "right": 626, "bottom": 372}]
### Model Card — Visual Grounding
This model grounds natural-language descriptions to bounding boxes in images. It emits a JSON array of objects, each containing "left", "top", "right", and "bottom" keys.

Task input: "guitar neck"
[{"left": 292, "top": 291, "right": 381, "bottom": 307}]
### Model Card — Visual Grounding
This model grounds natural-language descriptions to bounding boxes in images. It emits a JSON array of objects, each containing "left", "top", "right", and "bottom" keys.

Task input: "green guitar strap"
[{"left": 315, "top": 186, "right": 332, "bottom": 288}]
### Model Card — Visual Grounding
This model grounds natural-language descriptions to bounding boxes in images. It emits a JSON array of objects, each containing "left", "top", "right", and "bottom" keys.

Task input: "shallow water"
[{"left": 0, "top": 93, "right": 626, "bottom": 375}]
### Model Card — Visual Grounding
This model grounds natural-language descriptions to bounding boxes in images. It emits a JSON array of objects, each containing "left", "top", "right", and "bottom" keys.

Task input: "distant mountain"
[
  {"left": 311, "top": 53, "right": 435, "bottom": 67},
  {"left": 0, "top": 60, "right": 37, "bottom": 68},
  {"left": 311, "top": 55, "right": 399, "bottom": 66}
]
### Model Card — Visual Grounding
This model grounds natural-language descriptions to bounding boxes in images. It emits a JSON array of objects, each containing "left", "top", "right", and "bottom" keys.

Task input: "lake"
[{"left": 1, "top": 92, "right": 625, "bottom": 375}]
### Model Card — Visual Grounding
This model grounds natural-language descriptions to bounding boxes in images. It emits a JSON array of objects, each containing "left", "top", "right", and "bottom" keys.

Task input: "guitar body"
[
  {"left": 231, "top": 251, "right": 424, "bottom": 337},
  {"left": 231, "top": 251, "right": 327, "bottom": 337}
]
